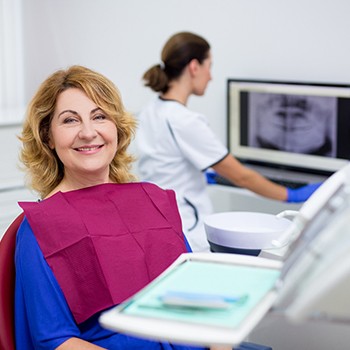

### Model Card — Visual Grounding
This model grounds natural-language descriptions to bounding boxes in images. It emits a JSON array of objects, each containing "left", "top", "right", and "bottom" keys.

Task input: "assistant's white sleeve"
[{"left": 169, "top": 112, "right": 228, "bottom": 170}]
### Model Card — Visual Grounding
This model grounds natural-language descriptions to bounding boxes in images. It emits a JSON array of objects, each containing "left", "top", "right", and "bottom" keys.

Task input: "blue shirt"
[{"left": 15, "top": 218, "right": 202, "bottom": 350}]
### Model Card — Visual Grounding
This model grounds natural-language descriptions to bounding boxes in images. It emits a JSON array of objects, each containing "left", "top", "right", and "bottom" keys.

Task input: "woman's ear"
[
  {"left": 48, "top": 134, "right": 55, "bottom": 150},
  {"left": 188, "top": 59, "right": 199, "bottom": 77}
]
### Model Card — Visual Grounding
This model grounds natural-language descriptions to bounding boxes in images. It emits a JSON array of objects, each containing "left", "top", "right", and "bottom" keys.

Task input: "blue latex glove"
[
  {"left": 287, "top": 182, "right": 322, "bottom": 203},
  {"left": 205, "top": 170, "right": 217, "bottom": 184}
]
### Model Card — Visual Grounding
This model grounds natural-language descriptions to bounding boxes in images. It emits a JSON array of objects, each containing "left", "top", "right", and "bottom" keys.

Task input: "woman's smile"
[{"left": 74, "top": 144, "right": 104, "bottom": 153}]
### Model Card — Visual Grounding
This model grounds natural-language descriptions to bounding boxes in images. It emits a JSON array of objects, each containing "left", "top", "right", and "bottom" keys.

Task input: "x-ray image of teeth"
[{"left": 248, "top": 92, "right": 337, "bottom": 157}]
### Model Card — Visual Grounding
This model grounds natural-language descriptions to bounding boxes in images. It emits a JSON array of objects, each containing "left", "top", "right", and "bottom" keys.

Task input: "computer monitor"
[{"left": 227, "top": 79, "right": 350, "bottom": 177}]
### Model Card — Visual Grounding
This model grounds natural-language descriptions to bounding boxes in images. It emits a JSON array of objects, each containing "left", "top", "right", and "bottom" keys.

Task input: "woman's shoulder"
[
  {"left": 16, "top": 217, "right": 33, "bottom": 246},
  {"left": 15, "top": 217, "right": 44, "bottom": 270},
  {"left": 160, "top": 102, "right": 207, "bottom": 127},
  {"left": 138, "top": 181, "right": 173, "bottom": 195},
  {"left": 140, "top": 97, "right": 206, "bottom": 125}
]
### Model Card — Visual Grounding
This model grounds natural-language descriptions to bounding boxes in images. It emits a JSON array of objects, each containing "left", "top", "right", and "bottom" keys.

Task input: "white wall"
[
  {"left": 0, "top": 125, "right": 37, "bottom": 236},
  {"left": 20, "top": 0, "right": 350, "bottom": 143}
]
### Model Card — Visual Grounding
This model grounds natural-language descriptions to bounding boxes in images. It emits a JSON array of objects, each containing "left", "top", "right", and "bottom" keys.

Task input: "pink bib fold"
[{"left": 19, "top": 182, "right": 187, "bottom": 324}]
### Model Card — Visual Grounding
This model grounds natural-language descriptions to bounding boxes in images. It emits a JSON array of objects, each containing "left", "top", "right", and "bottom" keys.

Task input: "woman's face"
[
  {"left": 49, "top": 88, "right": 118, "bottom": 182},
  {"left": 192, "top": 51, "right": 212, "bottom": 96}
]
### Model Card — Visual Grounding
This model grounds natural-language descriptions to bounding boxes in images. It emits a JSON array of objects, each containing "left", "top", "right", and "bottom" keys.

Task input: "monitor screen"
[{"left": 227, "top": 79, "right": 350, "bottom": 175}]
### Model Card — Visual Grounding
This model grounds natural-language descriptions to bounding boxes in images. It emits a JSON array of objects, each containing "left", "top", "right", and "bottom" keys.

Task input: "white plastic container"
[{"left": 204, "top": 211, "right": 293, "bottom": 255}]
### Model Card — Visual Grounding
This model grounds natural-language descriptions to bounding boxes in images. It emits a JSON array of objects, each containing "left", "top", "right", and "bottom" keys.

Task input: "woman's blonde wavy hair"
[{"left": 19, "top": 65, "right": 137, "bottom": 198}]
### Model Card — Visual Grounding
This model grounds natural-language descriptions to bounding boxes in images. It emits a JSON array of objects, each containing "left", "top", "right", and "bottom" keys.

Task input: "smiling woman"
[{"left": 14, "top": 65, "right": 218, "bottom": 350}]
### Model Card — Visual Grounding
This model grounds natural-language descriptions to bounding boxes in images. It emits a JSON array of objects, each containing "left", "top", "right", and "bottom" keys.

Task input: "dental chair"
[{"left": 0, "top": 213, "right": 24, "bottom": 350}]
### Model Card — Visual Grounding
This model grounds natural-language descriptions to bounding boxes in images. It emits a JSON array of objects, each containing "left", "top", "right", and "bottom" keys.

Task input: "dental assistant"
[{"left": 136, "top": 32, "right": 321, "bottom": 252}]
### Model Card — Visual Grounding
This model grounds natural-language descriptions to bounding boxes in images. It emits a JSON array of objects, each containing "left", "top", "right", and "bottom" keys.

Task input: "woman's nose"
[{"left": 79, "top": 121, "right": 98, "bottom": 139}]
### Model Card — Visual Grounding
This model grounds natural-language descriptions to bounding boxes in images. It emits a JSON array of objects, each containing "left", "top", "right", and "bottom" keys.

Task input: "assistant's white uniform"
[{"left": 136, "top": 97, "right": 228, "bottom": 252}]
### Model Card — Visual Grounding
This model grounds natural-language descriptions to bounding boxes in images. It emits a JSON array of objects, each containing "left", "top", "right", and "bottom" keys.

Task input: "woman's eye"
[
  {"left": 94, "top": 114, "right": 107, "bottom": 121},
  {"left": 63, "top": 116, "right": 78, "bottom": 124}
]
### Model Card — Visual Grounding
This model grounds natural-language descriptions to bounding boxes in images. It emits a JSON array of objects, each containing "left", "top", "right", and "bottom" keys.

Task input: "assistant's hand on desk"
[
  {"left": 286, "top": 182, "right": 323, "bottom": 203},
  {"left": 205, "top": 170, "right": 218, "bottom": 184},
  {"left": 205, "top": 170, "right": 323, "bottom": 203}
]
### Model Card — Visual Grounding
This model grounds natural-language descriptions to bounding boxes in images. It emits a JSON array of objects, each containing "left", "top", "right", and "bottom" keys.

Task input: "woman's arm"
[
  {"left": 15, "top": 220, "right": 83, "bottom": 348},
  {"left": 212, "top": 154, "right": 287, "bottom": 201},
  {"left": 56, "top": 337, "right": 106, "bottom": 349}
]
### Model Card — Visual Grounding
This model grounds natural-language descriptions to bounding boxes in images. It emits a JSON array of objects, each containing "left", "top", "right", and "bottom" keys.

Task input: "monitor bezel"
[{"left": 227, "top": 78, "right": 350, "bottom": 176}]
